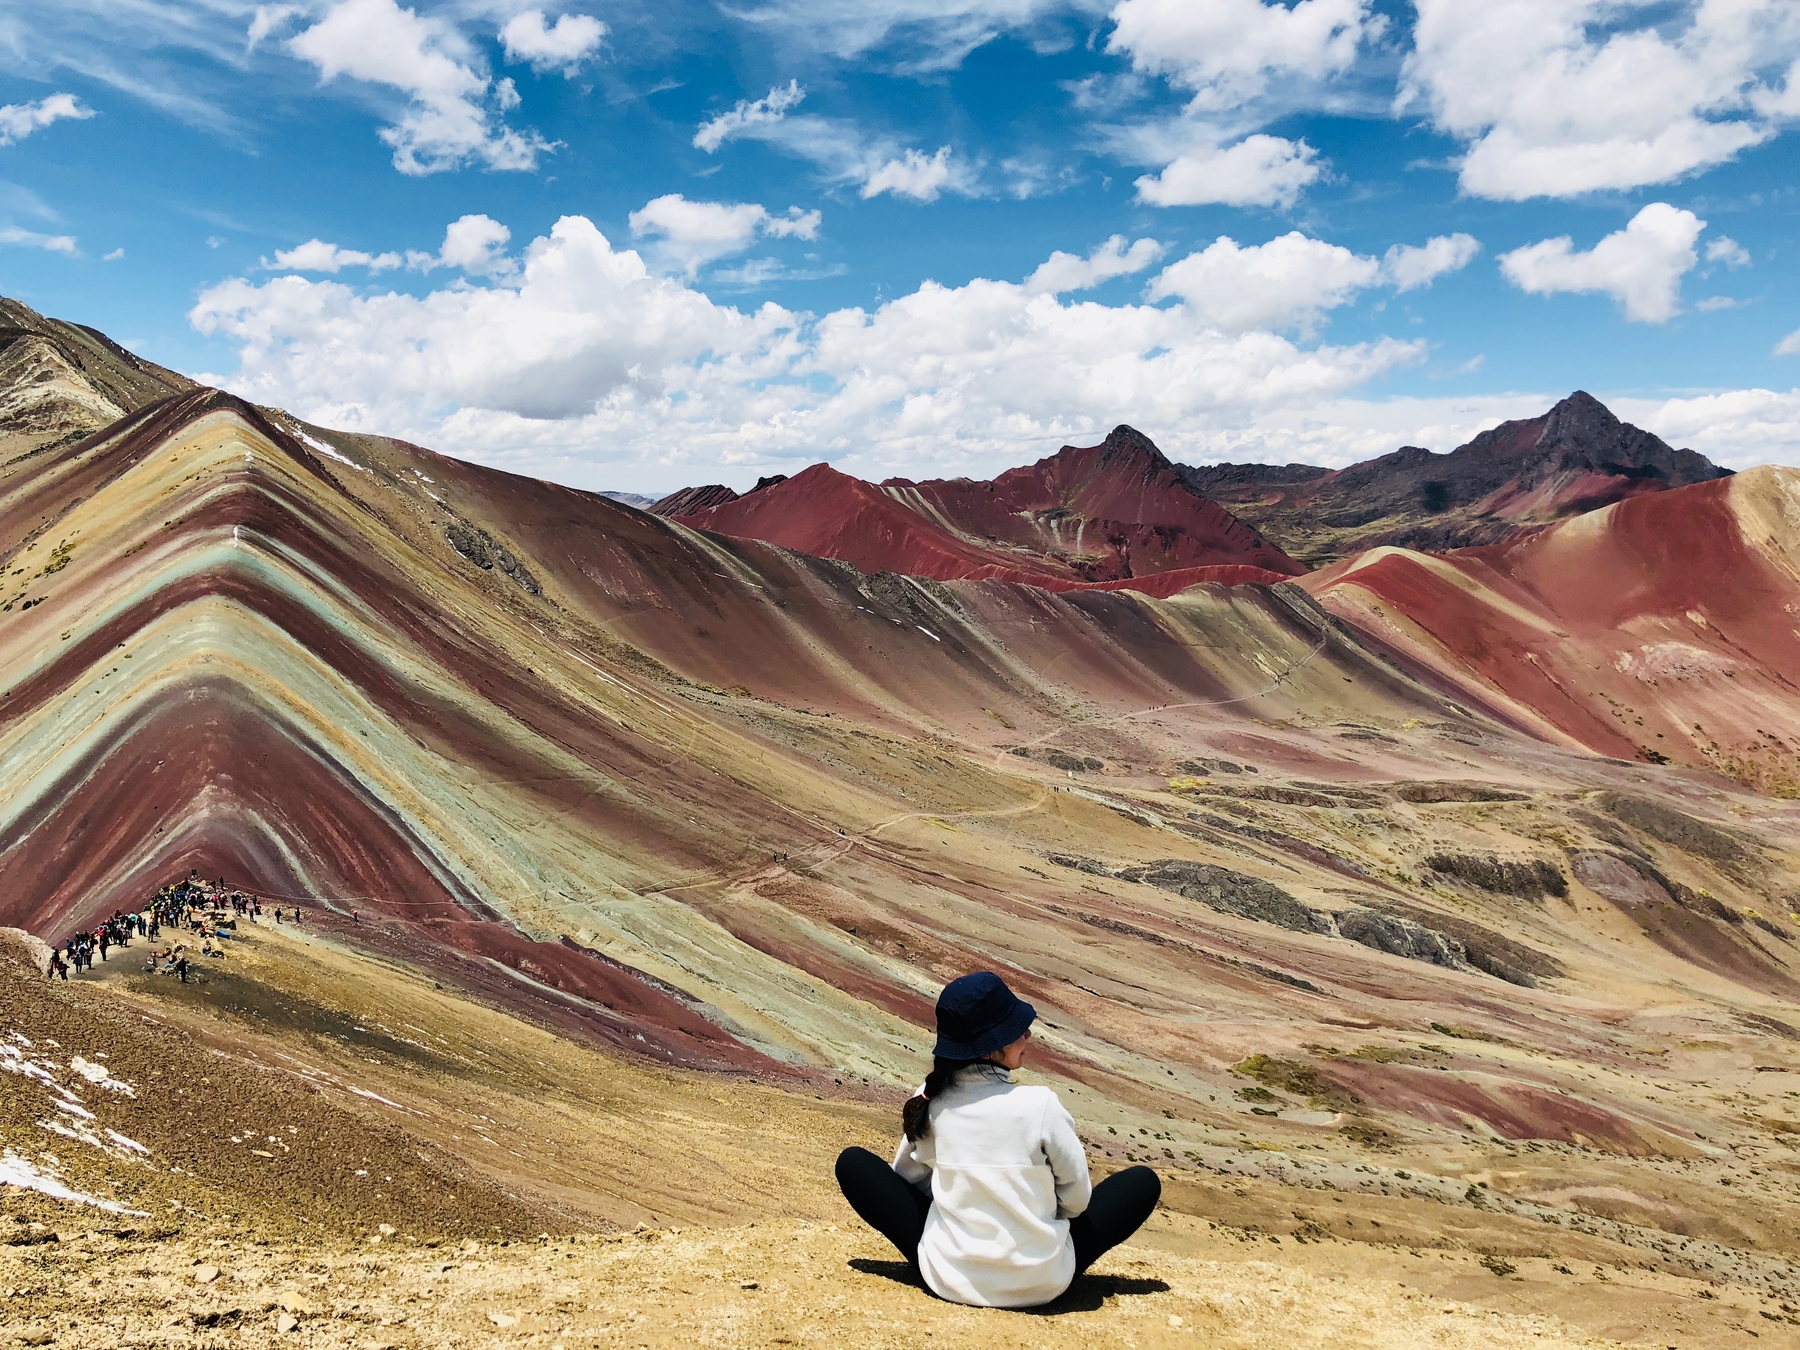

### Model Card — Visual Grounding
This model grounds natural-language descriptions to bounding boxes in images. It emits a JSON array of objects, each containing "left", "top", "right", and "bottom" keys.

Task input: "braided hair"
[{"left": 902, "top": 1056, "right": 979, "bottom": 1140}]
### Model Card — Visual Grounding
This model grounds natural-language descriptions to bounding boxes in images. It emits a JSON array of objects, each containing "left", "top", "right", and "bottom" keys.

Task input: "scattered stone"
[
  {"left": 276, "top": 1312, "right": 299, "bottom": 1334},
  {"left": 488, "top": 1310, "right": 520, "bottom": 1328},
  {"left": 193, "top": 1265, "right": 220, "bottom": 1284}
]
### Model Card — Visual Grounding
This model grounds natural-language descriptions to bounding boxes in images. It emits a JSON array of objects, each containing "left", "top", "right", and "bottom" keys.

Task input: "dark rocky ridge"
[{"left": 1179, "top": 391, "right": 1731, "bottom": 566}]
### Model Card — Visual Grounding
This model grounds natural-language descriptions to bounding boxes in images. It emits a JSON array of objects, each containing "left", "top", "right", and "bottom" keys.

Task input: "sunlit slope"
[
  {"left": 7, "top": 384, "right": 1800, "bottom": 1246},
  {"left": 1305, "top": 467, "right": 1800, "bottom": 790},
  {"left": 0, "top": 389, "right": 1461, "bottom": 1074}
]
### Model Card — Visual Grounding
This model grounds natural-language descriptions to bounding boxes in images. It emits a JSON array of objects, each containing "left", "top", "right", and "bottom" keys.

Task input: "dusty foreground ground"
[
  {"left": 11, "top": 1200, "right": 1796, "bottom": 1350},
  {"left": 6, "top": 926, "right": 1800, "bottom": 1349}
]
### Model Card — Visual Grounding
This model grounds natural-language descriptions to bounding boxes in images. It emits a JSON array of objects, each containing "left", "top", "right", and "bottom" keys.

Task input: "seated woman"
[{"left": 836, "top": 971, "right": 1160, "bottom": 1308}]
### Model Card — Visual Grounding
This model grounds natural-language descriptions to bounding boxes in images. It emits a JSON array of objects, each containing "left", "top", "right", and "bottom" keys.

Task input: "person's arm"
[
  {"left": 891, "top": 1133, "right": 932, "bottom": 1189},
  {"left": 1041, "top": 1093, "right": 1092, "bottom": 1218},
  {"left": 891, "top": 1087, "right": 933, "bottom": 1189}
]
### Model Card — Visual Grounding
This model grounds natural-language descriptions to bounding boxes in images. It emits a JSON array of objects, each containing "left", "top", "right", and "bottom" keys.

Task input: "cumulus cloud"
[
  {"left": 1107, "top": 0, "right": 1377, "bottom": 210},
  {"left": 1706, "top": 236, "right": 1751, "bottom": 268},
  {"left": 1132, "top": 133, "right": 1321, "bottom": 208},
  {"left": 416, "top": 214, "right": 515, "bottom": 275},
  {"left": 0, "top": 226, "right": 78, "bottom": 255},
  {"left": 0, "top": 93, "right": 94, "bottom": 146},
  {"left": 628, "top": 194, "right": 821, "bottom": 277},
  {"left": 268, "top": 239, "right": 402, "bottom": 272},
  {"left": 1025, "top": 235, "right": 1163, "bottom": 295},
  {"left": 1108, "top": 0, "right": 1378, "bottom": 111},
  {"left": 1380, "top": 233, "right": 1481, "bottom": 292},
  {"left": 861, "top": 146, "right": 963, "bottom": 201},
  {"left": 500, "top": 10, "right": 605, "bottom": 76},
  {"left": 1777, "top": 329, "right": 1800, "bottom": 357},
  {"left": 694, "top": 80, "right": 806, "bottom": 154},
  {"left": 1616, "top": 388, "right": 1800, "bottom": 469},
  {"left": 1400, "top": 0, "right": 1800, "bottom": 200},
  {"left": 1146, "top": 232, "right": 1372, "bottom": 334},
  {"left": 289, "top": 0, "right": 552, "bottom": 175},
  {"left": 1498, "top": 203, "right": 1704, "bottom": 323},
  {"left": 188, "top": 213, "right": 1424, "bottom": 485}
]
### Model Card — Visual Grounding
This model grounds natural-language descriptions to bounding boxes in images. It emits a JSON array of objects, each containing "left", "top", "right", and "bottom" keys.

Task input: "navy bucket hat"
[{"left": 933, "top": 971, "right": 1036, "bottom": 1060}]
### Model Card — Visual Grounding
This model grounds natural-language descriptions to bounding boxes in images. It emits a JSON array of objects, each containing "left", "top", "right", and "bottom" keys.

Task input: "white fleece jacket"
[{"left": 892, "top": 1064, "right": 1092, "bottom": 1308}]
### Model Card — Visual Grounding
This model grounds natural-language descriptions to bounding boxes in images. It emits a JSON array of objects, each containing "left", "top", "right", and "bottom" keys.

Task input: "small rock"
[
  {"left": 378, "top": 1223, "right": 396, "bottom": 1236},
  {"left": 276, "top": 1312, "right": 299, "bottom": 1334},
  {"left": 739, "top": 1281, "right": 759, "bottom": 1290},
  {"left": 1169, "top": 1313, "right": 1183, "bottom": 1328},
  {"left": 18, "top": 1328, "right": 53, "bottom": 1347},
  {"left": 194, "top": 1265, "right": 220, "bottom": 1284},
  {"left": 278, "top": 1294, "right": 313, "bottom": 1314},
  {"left": 488, "top": 1311, "right": 520, "bottom": 1328}
]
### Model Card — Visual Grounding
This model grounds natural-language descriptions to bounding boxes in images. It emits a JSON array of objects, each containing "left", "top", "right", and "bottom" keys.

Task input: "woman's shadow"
[{"left": 847, "top": 1259, "right": 1169, "bottom": 1314}]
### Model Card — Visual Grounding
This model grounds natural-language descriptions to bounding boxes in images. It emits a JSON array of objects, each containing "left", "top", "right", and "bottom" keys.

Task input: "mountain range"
[
  {"left": 5, "top": 294, "right": 1800, "bottom": 1335},
  {"left": 651, "top": 393, "right": 1728, "bottom": 580}
]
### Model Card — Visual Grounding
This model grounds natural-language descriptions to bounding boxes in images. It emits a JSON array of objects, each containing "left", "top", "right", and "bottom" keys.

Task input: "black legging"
[{"left": 835, "top": 1146, "right": 1160, "bottom": 1279}]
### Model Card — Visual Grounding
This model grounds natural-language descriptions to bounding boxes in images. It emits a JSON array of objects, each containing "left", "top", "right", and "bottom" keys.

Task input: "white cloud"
[
  {"left": 1107, "top": 0, "right": 1377, "bottom": 210},
  {"left": 1400, "top": 0, "right": 1800, "bottom": 200},
  {"left": 1706, "top": 236, "right": 1751, "bottom": 268},
  {"left": 246, "top": 5, "right": 304, "bottom": 51},
  {"left": 1025, "top": 235, "right": 1162, "bottom": 295},
  {"left": 102, "top": 247, "right": 124, "bottom": 262},
  {"left": 1147, "top": 232, "right": 1381, "bottom": 334},
  {"left": 269, "top": 239, "right": 403, "bottom": 272},
  {"left": 1132, "top": 132, "right": 1321, "bottom": 208},
  {"left": 694, "top": 80, "right": 806, "bottom": 154},
  {"left": 1498, "top": 202, "right": 1704, "bottom": 324},
  {"left": 1777, "top": 329, "right": 1800, "bottom": 357},
  {"left": 861, "top": 146, "right": 964, "bottom": 201},
  {"left": 433, "top": 214, "right": 514, "bottom": 275},
  {"left": 0, "top": 93, "right": 94, "bottom": 146},
  {"left": 704, "top": 100, "right": 981, "bottom": 202},
  {"left": 722, "top": 0, "right": 1087, "bottom": 69},
  {"left": 188, "top": 213, "right": 1423, "bottom": 488},
  {"left": 1380, "top": 233, "right": 1480, "bottom": 292},
  {"left": 628, "top": 194, "right": 821, "bottom": 277},
  {"left": 0, "top": 226, "right": 77, "bottom": 255},
  {"left": 1615, "top": 388, "right": 1800, "bottom": 469},
  {"left": 500, "top": 10, "right": 605, "bottom": 76},
  {"left": 289, "top": 0, "right": 552, "bottom": 175},
  {"left": 1108, "top": 0, "right": 1378, "bottom": 112}
]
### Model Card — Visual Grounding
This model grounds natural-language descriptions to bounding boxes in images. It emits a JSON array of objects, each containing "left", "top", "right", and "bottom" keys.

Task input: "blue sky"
[{"left": 2, "top": 0, "right": 1798, "bottom": 494}]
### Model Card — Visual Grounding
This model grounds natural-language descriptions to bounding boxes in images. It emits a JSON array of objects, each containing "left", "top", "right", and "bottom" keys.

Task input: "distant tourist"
[{"left": 835, "top": 971, "right": 1159, "bottom": 1308}]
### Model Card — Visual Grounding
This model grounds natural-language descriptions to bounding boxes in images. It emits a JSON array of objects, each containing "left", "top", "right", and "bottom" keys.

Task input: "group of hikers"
[{"left": 45, "top": 870, "right": 306, "bottom": 983}]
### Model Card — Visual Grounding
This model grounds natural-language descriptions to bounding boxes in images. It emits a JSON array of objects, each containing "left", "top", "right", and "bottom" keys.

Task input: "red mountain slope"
[
  {"left": 1305, "top": 467, "right": 1800, "bottom": 789},
  {"left": 657, "top": 426, "right": 1304, "bottom": 591}
]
